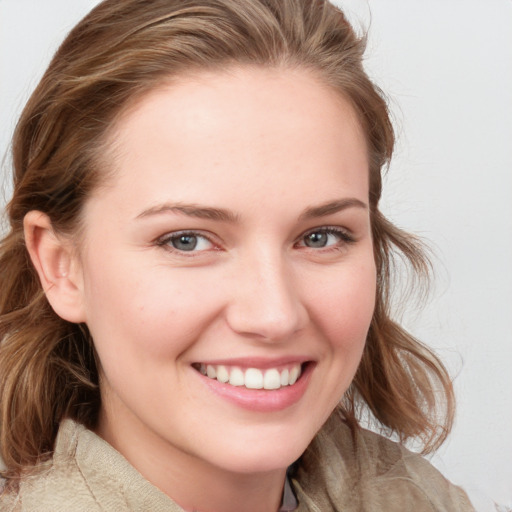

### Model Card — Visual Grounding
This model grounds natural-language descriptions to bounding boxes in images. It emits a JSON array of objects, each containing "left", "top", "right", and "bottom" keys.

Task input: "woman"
[{"left": 0, "top": 0, "right": 474, "bottom": 510}]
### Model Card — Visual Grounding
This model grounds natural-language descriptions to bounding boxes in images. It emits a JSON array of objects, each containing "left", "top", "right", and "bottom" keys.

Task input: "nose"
[{"left": 225, "top": 251, "right": 308, "bottom": 342}]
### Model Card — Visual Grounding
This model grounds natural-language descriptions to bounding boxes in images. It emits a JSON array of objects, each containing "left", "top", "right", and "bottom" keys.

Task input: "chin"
[
  {"left": 203, "top": 425, "right": 316, "bottom": 475},
  {"left": 215, "top": 449, "right": 301, "bottom": 475}
]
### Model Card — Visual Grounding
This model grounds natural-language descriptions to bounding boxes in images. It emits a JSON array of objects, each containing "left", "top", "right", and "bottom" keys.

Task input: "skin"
[{"left": 26, "top": 67, "right": 376, "bottom": 512}]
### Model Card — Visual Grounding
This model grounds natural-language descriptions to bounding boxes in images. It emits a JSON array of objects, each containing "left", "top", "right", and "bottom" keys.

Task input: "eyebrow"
[
  {"left": 136, "top": 203, "right": 239, "bottom": 223},
  {"left": 136, "top": 197, "right": 367, "bottom": 223},
  {"left": 298, "top": 198, "right": 368, "bottom": 220}
]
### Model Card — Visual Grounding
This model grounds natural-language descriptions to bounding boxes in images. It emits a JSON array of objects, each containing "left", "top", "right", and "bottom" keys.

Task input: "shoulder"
[
  {"left": 0, "top": 419, "right": 180, "bottom": 512},
  {"left": 293, "top": 411, "right": 475, "bottom": 512},
  {"left": 1, "top": 420, "right": 106, "bottom": 512},
  {"left": 0, "top": 420, "right": 98, "bottom": 511}
]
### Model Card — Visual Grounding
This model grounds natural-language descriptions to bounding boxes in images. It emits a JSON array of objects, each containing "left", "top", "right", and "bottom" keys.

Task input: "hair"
[{"left": 0, "top": 0, "right": 454, "bottom": 481}]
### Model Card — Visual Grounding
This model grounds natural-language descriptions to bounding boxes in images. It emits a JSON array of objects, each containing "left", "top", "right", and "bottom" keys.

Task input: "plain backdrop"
[{"left": 1, "top": 1, "right": 511, "bottom": 510}]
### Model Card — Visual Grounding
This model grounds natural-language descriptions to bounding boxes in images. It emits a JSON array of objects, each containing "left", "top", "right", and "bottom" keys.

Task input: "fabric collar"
[{"left": 279, "top": 467, "right": 299, "bottom": 511}]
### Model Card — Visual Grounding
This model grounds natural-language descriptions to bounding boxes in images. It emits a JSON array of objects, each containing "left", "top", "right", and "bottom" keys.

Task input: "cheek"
[
  {"left": 81, "top": 253, "right": 224, "bottom": 359},
  {"left": 307, "top": 260, "right": 377, "bottom": 353}
]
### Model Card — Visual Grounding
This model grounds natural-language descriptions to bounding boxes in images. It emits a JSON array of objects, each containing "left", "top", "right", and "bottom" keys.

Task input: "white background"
[{"left": 1, "top": 1, "right": 511, "bottom": 510}]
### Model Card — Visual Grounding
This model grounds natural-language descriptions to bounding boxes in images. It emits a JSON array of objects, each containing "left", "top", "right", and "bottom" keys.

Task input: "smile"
[{"left": 193, "top": 363, "right": 303, "bottom": 390}]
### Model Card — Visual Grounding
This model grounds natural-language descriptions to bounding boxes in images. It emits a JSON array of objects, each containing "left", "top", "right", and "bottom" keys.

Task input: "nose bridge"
[{"left": 226, "top": 246, "right": 306, "bottom": 341}]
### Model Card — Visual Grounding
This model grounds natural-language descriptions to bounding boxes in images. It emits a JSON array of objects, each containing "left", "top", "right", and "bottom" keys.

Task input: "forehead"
[{"left": 92, "top": 66, "right": 369, "bottom": 214}]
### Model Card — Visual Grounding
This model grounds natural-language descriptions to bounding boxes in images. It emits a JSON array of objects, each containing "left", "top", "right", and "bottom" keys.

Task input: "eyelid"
[
  {"left": 154, "top": 225, "right": 355, "bottom": 256},
  {"left": 155, "top": 229, "right": 219, "bottom": 254},
  {"left": 295, "top": 225, "right": 355, "bottom": 248}
]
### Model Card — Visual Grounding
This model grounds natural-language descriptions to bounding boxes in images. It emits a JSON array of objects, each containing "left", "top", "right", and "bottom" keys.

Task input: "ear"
[{"left": 24, "top": 211, "right": 87, "bottom": 323}]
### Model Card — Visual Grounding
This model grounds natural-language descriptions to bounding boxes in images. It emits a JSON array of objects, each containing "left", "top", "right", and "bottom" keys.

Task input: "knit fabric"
[{"left": 0, "top": 414, "right": 475, "bottom": 512}]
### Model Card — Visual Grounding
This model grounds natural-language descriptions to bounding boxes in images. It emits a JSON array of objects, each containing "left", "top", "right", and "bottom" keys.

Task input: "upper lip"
[{"left": 192, "top": 356, "right": 313, "bottom": 369}]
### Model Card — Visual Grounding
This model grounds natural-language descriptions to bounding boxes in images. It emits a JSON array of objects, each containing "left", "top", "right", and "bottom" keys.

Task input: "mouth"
[{"left": 192, "top": 362, "right": 307, "bottom": 391}]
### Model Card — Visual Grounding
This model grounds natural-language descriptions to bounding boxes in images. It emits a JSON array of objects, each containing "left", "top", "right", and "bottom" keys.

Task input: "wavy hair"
[{"left": 0, "top": 0, "right": 454, "bottom": 481}]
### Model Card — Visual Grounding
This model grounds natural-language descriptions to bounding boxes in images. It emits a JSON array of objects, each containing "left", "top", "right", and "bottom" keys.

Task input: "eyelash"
[
  {"left": 296, "top": 226, "right": 355, "bottom": 250},
  {"left": 155, "top": 226, "right": 355, "bottom": 256},
  {"left": 156, "top": 230, "right": 216, "bottom": 254}
]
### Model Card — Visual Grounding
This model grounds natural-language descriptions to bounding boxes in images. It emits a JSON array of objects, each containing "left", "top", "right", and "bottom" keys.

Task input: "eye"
[
  {"left": 158, "top": 231, "right": 214, "bottom": 252},
  {"left": 298, "top": 227, "right": 354, "bottom": 249}
]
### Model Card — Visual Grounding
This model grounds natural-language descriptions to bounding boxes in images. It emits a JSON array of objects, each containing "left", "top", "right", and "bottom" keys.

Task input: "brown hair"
[{"left": 0, "top": 0, "right": 453, "bottom": 481}]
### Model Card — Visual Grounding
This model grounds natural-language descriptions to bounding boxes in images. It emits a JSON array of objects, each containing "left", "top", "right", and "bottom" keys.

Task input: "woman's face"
[{"left": 75, "top": 67, "right": 376, "bottom": 476}]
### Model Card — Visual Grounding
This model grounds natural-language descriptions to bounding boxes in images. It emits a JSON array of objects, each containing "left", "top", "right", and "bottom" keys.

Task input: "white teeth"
[
  {"left": 245, "top": 368, "right": 264, "bottom": 389},
  {"left": 229, "top": 367, "right": 244, "bottom": 387},
  {"left": 216, "top": 365, "right": 229, "bottom": 383},
  {"left": 263, "top": 369, "right": 281, "bottom": 390},
  {"left": 289, "top": 365, "right": 300, "bottom": 385},
  {"left": 198, "top": 363, "right": 303, "bottom": 390},
  {"left": 206, "top": 364, "right": 216, "bottom": 379}
]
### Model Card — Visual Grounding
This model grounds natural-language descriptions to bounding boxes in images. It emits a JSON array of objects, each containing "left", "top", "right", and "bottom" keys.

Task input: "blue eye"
[
  {"left": 159, "top": 232, "right": 214, "bottom": 252},
  {"left": 304, "top": 232, "right": 330, "bottom": 248},
  {"left": 300, "top": 228, "right": 353, "bottom": 249}
]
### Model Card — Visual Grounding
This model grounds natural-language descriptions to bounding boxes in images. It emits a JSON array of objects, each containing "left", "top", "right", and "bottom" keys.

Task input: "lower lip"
[{"left": 197, "top": 363, "right": 314, "bottom": 413}]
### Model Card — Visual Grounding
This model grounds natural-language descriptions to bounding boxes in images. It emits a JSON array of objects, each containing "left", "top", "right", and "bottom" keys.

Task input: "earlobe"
[{"left": 23, "top": 211, "right": 87, "bottom": 323}]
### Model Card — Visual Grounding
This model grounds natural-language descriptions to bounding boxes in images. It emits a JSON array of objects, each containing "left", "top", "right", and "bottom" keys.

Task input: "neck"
[{"left": 167, "top": 466, "right": 286, "bottom": 512}]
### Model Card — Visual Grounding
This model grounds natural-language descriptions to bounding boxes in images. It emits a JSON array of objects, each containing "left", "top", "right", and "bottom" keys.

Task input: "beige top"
[{"left": 0, "top": 413, "right": 475, "bottom": 511}]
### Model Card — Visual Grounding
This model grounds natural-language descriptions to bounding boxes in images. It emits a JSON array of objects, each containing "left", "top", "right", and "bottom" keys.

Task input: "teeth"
[
  {"left": 289, "top": 365, "right": 300, "bottom": 385},
  {"left": 206, "top": 365, "right": 216, "bottom": 379},
  {"left": 200, "top": 363, "right": 303, "bottom": 390},
  {"left": 229, "top": 367, "right": 244, "bottom": 386},
  {"left": 263, "top": 369, "right": 281, "bottom": 390},
  {"left": 216, "top": 365, "right": 229, "bottom": 383},
  {"left": 245, "top": 368, "right": 263, "bottom": 389}
]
